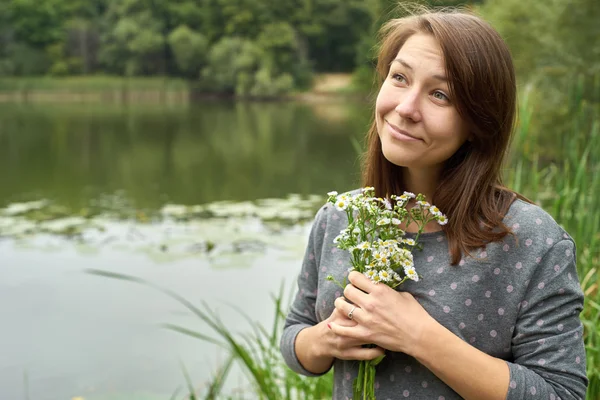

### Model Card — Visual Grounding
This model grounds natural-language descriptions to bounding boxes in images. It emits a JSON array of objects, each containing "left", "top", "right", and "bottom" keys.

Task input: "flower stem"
[{"left": 363, "top": 362, "right": 368, "bottom": 399}]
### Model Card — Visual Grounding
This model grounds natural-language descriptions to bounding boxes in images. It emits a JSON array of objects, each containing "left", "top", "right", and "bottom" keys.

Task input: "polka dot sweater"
[{"left": 280, "top": 196, "right": 588, "bottom": 399}]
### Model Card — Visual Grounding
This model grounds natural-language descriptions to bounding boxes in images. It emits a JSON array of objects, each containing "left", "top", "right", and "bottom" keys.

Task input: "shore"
[{"left": 0, "top": 74, "right": 366, "bottom": 104}]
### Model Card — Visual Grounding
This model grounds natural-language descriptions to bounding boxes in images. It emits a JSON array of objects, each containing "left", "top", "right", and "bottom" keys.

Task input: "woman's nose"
[{"left": 394, "top": 89, "right": 422, "bottom": 122}]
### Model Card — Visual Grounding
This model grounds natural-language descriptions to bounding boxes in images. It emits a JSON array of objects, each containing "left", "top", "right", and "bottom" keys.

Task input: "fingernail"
[{"left": 327, "top": 323, "right": 331, "bottom": 329}]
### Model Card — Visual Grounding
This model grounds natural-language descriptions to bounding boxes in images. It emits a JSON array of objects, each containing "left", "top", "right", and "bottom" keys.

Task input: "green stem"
[{"left": 363, "top": 361, "right": 368, "bottom": 400}]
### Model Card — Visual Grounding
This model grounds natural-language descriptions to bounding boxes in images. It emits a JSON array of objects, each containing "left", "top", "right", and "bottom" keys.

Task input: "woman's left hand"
[{"left": 329, "top": 270, "right": 437, "bottom": 357}]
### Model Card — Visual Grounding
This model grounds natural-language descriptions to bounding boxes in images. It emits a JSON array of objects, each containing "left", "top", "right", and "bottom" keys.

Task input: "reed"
[
  {"left": 507, "top": 77, "right": 600, "bottom": 399},
  {"left": 86, "top": 270, "right": 334, "bottom": 399}
]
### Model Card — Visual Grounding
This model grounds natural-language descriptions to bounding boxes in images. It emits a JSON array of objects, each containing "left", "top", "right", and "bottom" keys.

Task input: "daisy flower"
[
  {"left": 404, "top": 266, "right": 419, "bottom": 282},
  {"left": 335, "top": 198, "right": 349, "bottom": 211},
  {"left": 429, "top": 205, "right": 442, "bottom": 216},
  {"left": 357, "top": 241, "right": 371, "bottom": 250},
  {"left": 377, "top": 218, "right": 391, "bottom": 226},
  {"left": 402, "top": 238, "right": 416, "bottom": 246},
  {"left": 365, "top": 270, "right": 376, "bottom": 279},
  {"left": 378, "top": 269, "right": 392, "bottom": 282}
]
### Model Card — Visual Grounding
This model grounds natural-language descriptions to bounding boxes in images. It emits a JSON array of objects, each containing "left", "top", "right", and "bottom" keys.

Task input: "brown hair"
[{"left": 362, "top": 8, "right": 531, "bottom": 264}]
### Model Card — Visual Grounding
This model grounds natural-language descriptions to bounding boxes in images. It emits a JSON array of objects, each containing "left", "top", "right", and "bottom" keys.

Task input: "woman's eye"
[
  {"left": 391, "top": 73, "right": 407, "bottom": 83},
  {"left": 432, "top": 91, "right": 449, "bottom": 102}
]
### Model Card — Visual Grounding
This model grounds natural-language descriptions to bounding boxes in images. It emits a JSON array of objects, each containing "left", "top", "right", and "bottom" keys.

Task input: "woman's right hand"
[{"left": 295, "top": 305, "right": 385, "bottom": 374}]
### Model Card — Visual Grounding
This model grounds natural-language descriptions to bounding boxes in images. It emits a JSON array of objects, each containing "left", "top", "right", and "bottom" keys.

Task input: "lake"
[{"left": 0, "top": 100, "right": 370, "bottom": 400}]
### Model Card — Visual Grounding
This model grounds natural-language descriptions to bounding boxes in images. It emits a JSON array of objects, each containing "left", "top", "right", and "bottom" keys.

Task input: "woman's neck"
[
  {"left": 401, "top": 167, "right": 442, "bottom": 233},
  {"left": 402, "top": 167, "right": 440, "bottom": 204}
]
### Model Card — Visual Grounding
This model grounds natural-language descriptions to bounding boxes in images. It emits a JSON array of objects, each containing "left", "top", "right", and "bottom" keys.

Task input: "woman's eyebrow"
[{"left": 392, "top": 58, "right": 448, "bottom": 82}]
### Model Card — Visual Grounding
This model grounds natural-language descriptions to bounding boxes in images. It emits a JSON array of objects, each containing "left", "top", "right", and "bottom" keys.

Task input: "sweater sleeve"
[
  {"left": 505, "top": 239, "right": 588, "bottom": 400},
  {"left": 280, "top": 204, "right": 330, "bottom": 377}
]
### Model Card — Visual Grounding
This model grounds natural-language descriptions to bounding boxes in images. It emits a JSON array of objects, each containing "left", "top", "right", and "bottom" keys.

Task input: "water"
[{"left": 0, "top": 100, "right": 369, "bottom": 400}]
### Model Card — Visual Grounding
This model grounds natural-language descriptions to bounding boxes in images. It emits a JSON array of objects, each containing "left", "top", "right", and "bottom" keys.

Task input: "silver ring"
[{"left": 348, "top": 306, "right": 356, "bottom": 320}]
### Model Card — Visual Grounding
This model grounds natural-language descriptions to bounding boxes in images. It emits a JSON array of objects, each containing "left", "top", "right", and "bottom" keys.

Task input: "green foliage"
[
  {"left": 0, "top": 0, "right": 597, "bottom": 98},
  {"left": 0, "top": 0, "right": 381, "bottom": 94},
  {"left": 7, "top": 0, "right": 67, "bottom": 47},
  {"left": 100, "top": 2, "right": 166, "bottom": 76},
  {"left": 1, "top": 43, "right": 50, "bottom": 76},
  {"left": 201, "top": 37, "right": 261, "bottom": 95},
  {"left": 200, "top": 36, "right": 297, "bottom": 97},
  {"left": 167, "top": 25, "right": 208, "bottom": 77},
  {"left": 478, "top": 0, "right": 600, "bottom": 80}
]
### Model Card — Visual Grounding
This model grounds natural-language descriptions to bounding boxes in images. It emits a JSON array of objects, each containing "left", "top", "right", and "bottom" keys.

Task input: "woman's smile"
[{"left": 385, "top": 120, "right": 422, "bottom": 142}]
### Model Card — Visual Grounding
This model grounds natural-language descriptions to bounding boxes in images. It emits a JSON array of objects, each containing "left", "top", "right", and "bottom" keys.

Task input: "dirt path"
[{"left": 311, "top": 73, "right": 353, "bottom": 93}]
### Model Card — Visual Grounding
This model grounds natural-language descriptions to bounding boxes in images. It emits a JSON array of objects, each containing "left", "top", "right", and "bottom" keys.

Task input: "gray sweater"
[{"left": 281, "top": 194, "right": 588, "bottom": 400}]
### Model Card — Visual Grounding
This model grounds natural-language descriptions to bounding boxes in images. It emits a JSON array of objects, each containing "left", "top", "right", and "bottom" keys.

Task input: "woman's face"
[{"left": 375, "top": 33, "right": 470, "bottom": 174}]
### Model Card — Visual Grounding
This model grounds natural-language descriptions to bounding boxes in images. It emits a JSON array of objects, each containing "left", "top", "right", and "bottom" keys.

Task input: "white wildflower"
[
  {"left": 335, "top": 199, "right": 349, "bottom": 211},
  {"left": 365, "top": 270, "right": 376, "bottom": 279},
  {"left": 378, "top": 255, "right": 390, "bottom": 267},
  {"left": 327, "top": 191, "right": 338, "bottom": 197},
  {"left": 391, "top": 218, "right": 401, "bottom": 225},
  {"left": 383, "top": 198, "right": 392, "bottom": 210},
  {"left": 402, "top": 238, "right": 416, "bottom": 246},
  {"left": 400, "top": 252, "right": 414, "bottom": 268},
  {"left": 429, "top": 205, "right": 442, "bottom": 216},
  {"left": 379, "top": 269, "right": 392, "bottom": 282},
  {"left": 437, "top": 215, "right": 448, "bottom": 225},
  {"left": 373, "top": 251, "right": 383, "bottom": 262},
  {"left": 357, "top": 241, "right": 370, "bottom": 250},
  {"left": 377, "top": 218, "right": 391, "bottom": 226},
  {"left": 404, "top": 266, "right": 419, "bottom": 282}
]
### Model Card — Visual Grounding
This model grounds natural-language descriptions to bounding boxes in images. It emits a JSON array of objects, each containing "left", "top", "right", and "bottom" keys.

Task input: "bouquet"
[{"left": 325, "top": 187, "right": 447, "bottom": 400}]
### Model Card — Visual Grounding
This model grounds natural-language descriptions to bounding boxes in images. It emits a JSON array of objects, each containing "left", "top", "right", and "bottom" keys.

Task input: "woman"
[{"left": 280, "top": 8, "right": 588, "bottom": 400}]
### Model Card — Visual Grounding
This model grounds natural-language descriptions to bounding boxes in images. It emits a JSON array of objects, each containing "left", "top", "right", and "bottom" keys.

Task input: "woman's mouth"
[{"left": 385, "top": 120, "right": 422, "bottom": 142}]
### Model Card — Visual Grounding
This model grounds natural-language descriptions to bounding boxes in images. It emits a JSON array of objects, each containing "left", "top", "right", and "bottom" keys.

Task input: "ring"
[{"left": 348, "top": 306, "right": 357, "bottom": 320}]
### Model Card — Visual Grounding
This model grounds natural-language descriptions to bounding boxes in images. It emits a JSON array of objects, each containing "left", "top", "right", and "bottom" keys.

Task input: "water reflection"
[{"left": 0, "top": 100, "right": 370, "bottom": 209}]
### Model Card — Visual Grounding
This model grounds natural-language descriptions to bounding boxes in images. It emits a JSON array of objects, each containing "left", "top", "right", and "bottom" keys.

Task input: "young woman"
[{"left": 280, "top": 8, "right": 588, "bottom": 400}]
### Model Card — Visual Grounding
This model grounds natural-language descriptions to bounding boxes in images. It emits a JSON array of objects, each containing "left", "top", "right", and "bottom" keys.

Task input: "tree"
[
  {"left": 167, "top": 25, "right": 208, "bottom": 77},
  {"left": 7, "top": 0, "right": 66, "bottom": 47},
  {"left": 99, "top": 0, "right": 166, "bottom": 75}
]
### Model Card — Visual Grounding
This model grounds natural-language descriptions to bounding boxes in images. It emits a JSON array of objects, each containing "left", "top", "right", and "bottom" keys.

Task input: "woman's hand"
[
  {"left": 320, "top": 306, "right": 385, "bottom": 361},
  {"left": 294, "top": 291, "right": 385, "bottom": 374},
  {"left": 329, "top": 270, "right": 437, "bottom": 356}
]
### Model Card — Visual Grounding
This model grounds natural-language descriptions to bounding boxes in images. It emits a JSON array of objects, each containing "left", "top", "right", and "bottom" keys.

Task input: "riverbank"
[{"left": 0, "top": 74, "right": 365, "bottom": 104}]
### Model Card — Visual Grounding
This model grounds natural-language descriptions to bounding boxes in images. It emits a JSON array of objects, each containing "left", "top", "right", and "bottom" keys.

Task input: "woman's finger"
[
  {"left": 343, "top": 283, "right": 369, "bottom": 308},
  {"left": 329, "top": 321, "right": 368, "bottom": 341},
  {"left": 347, "top": 270, "right": 377, "bottom": 294},
  {"left": 336, "top": 345, "right": 385, "bottom": 361},
  {"left": 334, "top": 296, "right": 363, "bottom": 323},
  {"left": 329, "top": 308, "right": 358, "bottom": 327}
]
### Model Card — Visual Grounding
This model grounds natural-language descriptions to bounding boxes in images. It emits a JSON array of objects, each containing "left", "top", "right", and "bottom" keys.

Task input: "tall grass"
[
  {"left": 508, "top": 79, "right": 600, "bottom": 398},
  {"left": 87, "top": 270, "right": 334, "bottom": 399}
]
